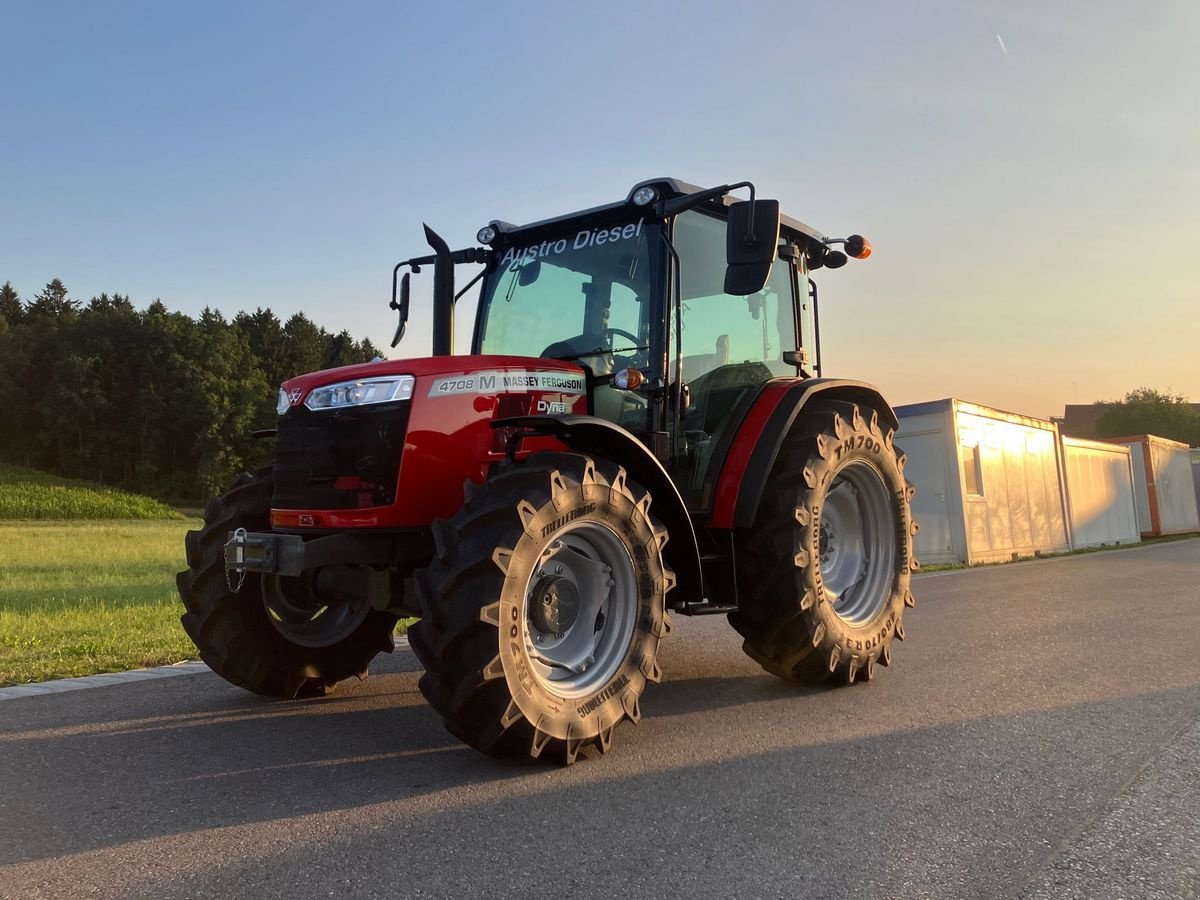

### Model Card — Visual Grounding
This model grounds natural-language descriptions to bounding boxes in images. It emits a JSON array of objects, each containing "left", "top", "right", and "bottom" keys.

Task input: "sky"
[{"left": 2, "top": 0, "right": 1197, "bottom": 418}]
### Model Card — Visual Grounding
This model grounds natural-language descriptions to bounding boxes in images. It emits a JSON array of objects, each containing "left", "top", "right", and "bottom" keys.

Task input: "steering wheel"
[{"left": 603, "top": 327, "right": 646, "bottom": 367}]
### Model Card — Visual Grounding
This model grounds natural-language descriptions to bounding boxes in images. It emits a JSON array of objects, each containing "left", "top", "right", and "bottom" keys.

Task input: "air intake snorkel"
[{"left": 425, "top": 224, "right": 456, "bottom": 356}]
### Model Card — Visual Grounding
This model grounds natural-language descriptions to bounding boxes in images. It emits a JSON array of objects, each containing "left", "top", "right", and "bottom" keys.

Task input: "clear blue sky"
[{"left": 3, "top": 0, "right": 1197, "bottom": 416}]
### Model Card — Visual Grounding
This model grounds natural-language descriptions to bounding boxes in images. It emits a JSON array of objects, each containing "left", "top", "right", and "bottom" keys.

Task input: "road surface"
[{"left": 1, "top": 539, "right": 1198, "bottom": 899}]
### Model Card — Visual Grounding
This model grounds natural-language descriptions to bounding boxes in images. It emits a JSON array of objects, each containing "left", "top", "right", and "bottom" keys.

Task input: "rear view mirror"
[
  {"left": 724, "top": 199, "right": 780, "bottom": 295},
  {"left": 517, "top": 259, "right": 541, "bottom": 286},
  {"left": 390, "top": 272, "right": 411, "bottom": 348}
]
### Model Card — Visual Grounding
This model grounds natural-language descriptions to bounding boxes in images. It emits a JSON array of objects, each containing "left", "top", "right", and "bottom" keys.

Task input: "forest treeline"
[{"left": 0, "top": 279, "right": 382, "bottom": 501}]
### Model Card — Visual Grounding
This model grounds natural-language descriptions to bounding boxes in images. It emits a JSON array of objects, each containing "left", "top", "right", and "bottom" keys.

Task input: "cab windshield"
[{"left": 476, "top": 218, "right": 658, "bottom": 371}]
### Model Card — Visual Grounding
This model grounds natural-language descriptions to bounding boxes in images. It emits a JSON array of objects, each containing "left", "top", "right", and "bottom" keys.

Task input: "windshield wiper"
[{"left": 553, "top": 344, "right": 649, "bottom": 361}]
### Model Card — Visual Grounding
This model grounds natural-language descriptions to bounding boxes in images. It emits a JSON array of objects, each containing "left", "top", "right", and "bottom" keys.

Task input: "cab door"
[{"left": 668, "top": 208, "right": 802, "bottom": 510}]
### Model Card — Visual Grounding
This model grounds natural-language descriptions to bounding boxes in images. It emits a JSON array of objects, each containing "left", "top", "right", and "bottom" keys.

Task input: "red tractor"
[{"left": 178, "top": 178, "right": 917, "bottom": 764}]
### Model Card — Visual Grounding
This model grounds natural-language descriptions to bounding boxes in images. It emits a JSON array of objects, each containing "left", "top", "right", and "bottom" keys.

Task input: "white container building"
[
  {"left": 894, "top": 399, "right": 1071, "bottom": 565},
  {"left": 1060, "top": 437, "right": 1140, "bottom": 549},
  {"left": 1103, "top": 435, "right": 1199, "bottom": 536}
]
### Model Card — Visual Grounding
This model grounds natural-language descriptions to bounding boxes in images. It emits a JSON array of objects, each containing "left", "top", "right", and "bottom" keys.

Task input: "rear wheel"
[
  {"left": 730, "top": 403, "right": 917, "bottom": 685},
  {"left": 410, "top": 453, "right": 673, "bottom": 764},
  {"left": 177, "top": 468, "right": 399, "bottom": 698}
]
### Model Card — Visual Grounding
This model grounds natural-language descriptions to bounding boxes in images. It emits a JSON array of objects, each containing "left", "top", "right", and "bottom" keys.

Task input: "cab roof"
[{"left": 487, "top": 177, "right": 830, "bottom": 253}]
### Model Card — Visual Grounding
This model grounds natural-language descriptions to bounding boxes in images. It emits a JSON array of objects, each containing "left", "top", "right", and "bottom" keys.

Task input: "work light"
[{"left": 631, "top": 186, "right": 657, "bottom": 206}]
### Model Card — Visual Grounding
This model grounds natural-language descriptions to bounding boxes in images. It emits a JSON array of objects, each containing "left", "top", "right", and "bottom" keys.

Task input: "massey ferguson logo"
[
  {"left": 288, "top": 388, "right": 303, "bottom": 405},
  {"left": 536, "top": 399, "right": 567, "bottom": 414}
]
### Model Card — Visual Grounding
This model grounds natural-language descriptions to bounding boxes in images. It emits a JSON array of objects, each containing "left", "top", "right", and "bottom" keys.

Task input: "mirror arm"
[
  {"left": 656, "top": 181, "right": 760, "bottom": 247},
  {"left": 736, "top": 181, "right": 757, "bottom": 246},
  {"left": 655, "top": 181, "right": 756, "bottom": 219},
  {"left": 454, "top": 267, "right": 487, "bottom": 302}
]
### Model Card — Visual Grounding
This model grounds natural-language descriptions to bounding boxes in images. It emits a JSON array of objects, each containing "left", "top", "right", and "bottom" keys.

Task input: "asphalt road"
[{"left": 2, "top": 539, "right": 1198, "bottom": 899}]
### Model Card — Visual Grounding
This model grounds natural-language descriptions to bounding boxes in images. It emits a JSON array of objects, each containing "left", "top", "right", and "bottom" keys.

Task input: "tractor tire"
[
  {"left": 730, "top": 402, "right": 917, "bottom": 685},
  {"left": 410, "top": 453, "right": 673, "bottom": 764},
  {"left": 177, "top": 468, "right": 398, "bottom": 699}
]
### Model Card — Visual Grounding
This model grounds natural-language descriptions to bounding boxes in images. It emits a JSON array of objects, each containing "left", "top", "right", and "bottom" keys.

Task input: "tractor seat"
[
  {"left": 681, "top": 334, "right": 731, "bottom": 382},
  {"left": 686, "top": 359, "right": 774, "bottom": 435},
  {"left": 540, "top": 334, "right": 615, "bottom": 377}
]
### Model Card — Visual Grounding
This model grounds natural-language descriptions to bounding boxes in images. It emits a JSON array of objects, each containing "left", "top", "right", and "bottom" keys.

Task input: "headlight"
[
  {"left": 277, "top": 388, "right": 290, "bottom": 415},
  {"left": 304, "top": 375, "right": 415, "bottom": 411}
]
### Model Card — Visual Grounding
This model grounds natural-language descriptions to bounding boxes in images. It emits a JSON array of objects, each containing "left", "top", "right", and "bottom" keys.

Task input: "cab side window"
[{"left": 672, "top": 210, "right": 797, "bottom": 380}]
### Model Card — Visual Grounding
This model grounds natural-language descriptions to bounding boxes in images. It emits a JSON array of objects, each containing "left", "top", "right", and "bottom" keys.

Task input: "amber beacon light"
[{"left": 846, "top": 234, "right": 872, "bottom": 259}]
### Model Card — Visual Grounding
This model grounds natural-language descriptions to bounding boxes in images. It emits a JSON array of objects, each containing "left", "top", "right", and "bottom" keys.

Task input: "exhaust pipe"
[{"left": 424, "top": 224, "right": 455, "bottom": 356}]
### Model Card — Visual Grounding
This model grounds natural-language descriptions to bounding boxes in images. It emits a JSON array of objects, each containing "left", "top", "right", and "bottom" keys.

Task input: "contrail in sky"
[{"left": 996, "top": 33, "right": 1010, "bottom": 60}]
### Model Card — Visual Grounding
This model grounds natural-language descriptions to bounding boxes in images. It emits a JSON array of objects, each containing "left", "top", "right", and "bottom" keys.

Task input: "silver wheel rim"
[
  {"left": 521, "top": 521, "right": 638, "bottom": 698},
  {"left": 261, "top": 573, "right": 371, "bottom": 648},
  {"left": 817, "top": 460, "right": 896, "bottom": 625}
]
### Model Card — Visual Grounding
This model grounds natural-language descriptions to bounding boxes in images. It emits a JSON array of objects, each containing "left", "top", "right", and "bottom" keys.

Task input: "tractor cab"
[{"left": 400, "top": 178, "right": 853, "bottom": 510}]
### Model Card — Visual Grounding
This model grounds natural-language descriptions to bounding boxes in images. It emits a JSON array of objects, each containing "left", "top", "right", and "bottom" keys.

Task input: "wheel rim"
[
  {"left": 521, "top": 521, "right": 638, "bottom": 698},
  {"left": 261, "top": 573, "right": 371, "bottom": 648},
  {"left": 817, "top": 460, "right": 896, "bottom": 625}
]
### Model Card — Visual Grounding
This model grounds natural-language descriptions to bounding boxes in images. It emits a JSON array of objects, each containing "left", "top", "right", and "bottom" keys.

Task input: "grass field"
[
  {"left": 0, "top": 464, "right": 183, "bottom": 520},
  {"left": 0, "top": 519, "right": 198, "bottom": 685},
  {"left": 0, "top": 516, "right": 417, "bottom": 686}
]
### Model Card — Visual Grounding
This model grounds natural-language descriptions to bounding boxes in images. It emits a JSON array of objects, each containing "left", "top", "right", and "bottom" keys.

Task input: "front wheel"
[
  {"left": 730, "top": 402, "right": 917, "bottom": 685},
  {"left": 410, "top": 453, "right": 674, "bottom": 764},
  {"left": 177, "top": 468, "right": 399, "bottom": 698}
]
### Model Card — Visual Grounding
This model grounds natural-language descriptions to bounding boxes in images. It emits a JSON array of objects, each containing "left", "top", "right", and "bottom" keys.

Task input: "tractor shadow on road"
[
  {"left": 5, "top": 678, "right": 1200, "bottom": 899},
  {"left": 0, "top": 660, "right": 816, "bottom": 866}
]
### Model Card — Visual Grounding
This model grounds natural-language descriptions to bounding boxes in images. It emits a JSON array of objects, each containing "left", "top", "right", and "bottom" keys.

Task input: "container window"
[{"left": 962, "top": 444, "right": 984, "bottom": 496}]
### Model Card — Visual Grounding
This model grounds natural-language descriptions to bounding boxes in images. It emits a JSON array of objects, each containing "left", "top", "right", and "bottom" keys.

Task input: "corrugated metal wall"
[
  {"left": 954, "top": 408, "right": 1069, "bottom": 564},
  {"left": 896, "top": 399, "right": 1072, "bottom": 565},
  {"left": 1061, "top": 437, "right": 1139, "bottom": 548},
  {"left": 1108, "top": 436, "right": 1200, "bottom": 535},
  {"left": 895, "top": 408, "right": 962, "bottom": 565},
  {"left": 1192, "top": 450, "right": 1200, "bottom": 522},
  {"left": 1149, "top": 439, "right": 1200, "bottom": 534}
]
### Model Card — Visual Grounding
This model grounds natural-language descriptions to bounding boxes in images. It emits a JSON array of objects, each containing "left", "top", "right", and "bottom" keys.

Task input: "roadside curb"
[
  {"left": 0, "top": 660, "right": 211, "bottom": 701},
  {"left": 0, "top": 634, "right": 412, "bottom": 701},
  {"left": 913, "top": 535, "right": 1198, "bottom": 580}
]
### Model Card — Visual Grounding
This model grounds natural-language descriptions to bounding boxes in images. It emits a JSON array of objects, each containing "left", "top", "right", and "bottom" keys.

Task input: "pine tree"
[
  {"left": 0, "top": 282, "right": 22, "bottom": 325},
  {"left": 281, "top": 312, "right": 326, "bottom": 378},
  {"left": 27, "top": 278, "right": 79, "bottom": 320},
  {"left": 323, "top": 329, "right": 357, "bottom": 369}
]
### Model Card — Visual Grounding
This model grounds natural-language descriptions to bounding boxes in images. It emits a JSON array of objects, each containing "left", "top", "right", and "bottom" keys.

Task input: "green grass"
[
  {"left": 0, "top": 464, "right": 183, "bottom": 520},
  {"left": 0, "top": 518, "right": 418, "bottom": 686},
  {"left": 0, "top": 519, "right": 198, "bottom": 685}
]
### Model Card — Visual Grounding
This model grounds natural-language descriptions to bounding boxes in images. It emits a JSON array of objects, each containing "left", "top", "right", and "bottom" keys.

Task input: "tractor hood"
[{"left": 271, "top": 354, "right": 590, "bottom": 530}]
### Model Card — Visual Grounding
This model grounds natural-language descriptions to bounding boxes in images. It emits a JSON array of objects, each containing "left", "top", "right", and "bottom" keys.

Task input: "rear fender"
[
  {"left": 709, "top": 379, "right": 899, "bottom": 530},
  {"left": 495, "top": 415, "right": 703, "bottom": 606}
]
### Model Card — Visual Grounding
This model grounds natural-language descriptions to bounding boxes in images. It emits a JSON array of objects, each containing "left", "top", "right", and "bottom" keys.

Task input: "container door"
[
  {"left": 1193, "top": 460, "right": 1200, "bottom": 523},
  {"left": 899, "top": 431, "right": 956, "bottom": 563},
  {"left": 1153, "top": 444, "right": 1200, "bottom": 533}
]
